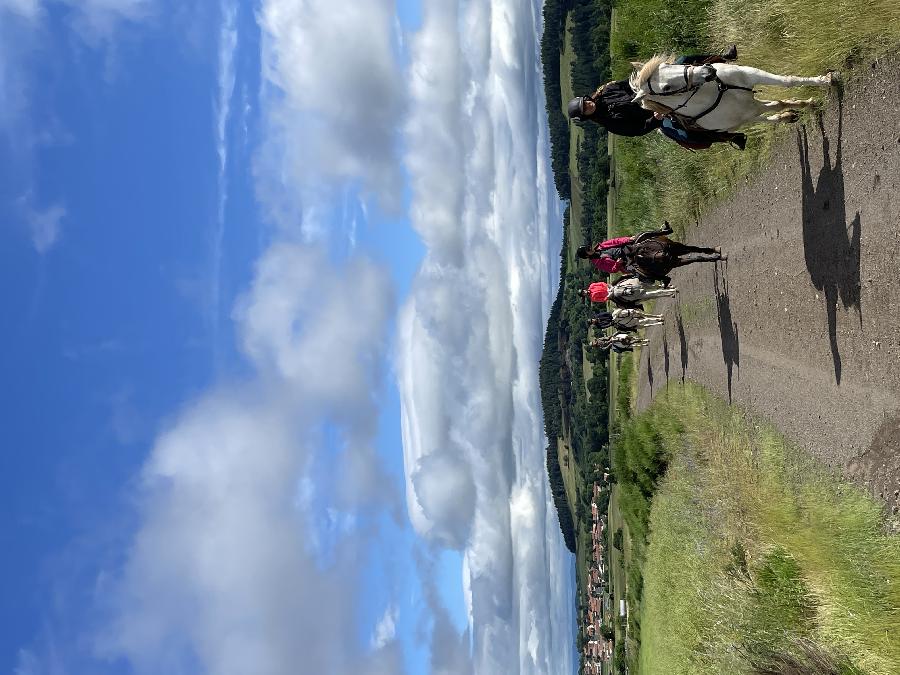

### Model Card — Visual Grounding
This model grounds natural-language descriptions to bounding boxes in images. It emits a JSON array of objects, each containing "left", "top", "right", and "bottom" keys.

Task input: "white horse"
[
  {"left": 629, "top": 55, "right": 837, "bottom": 132},
  {"left": 591, "top": 333, "right": 650, "bottom": 351},
  {"left": 612, "top": 308, "right": 664, "bottom": 329},
  {"left": 610, "top": 277, "right": 676, "bottom": 304}
]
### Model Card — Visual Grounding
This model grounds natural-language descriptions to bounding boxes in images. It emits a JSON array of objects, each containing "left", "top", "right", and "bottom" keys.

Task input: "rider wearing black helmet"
[
  {"left": 568, "top": 45, "right": 744, "bottom": 147},
  {"left": 568, "top": 81, "right": 660, "bottom": 136}
]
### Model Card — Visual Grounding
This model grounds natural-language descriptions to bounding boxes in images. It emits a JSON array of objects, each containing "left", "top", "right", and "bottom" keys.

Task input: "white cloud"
[
  {"left": 0, "top": 0, "right": 40, "bottom": 21},
  {"left": 87, "top": 3, "right": 411, "bottom": 668},
  {"left": 96, "top": 245, "right": 401, "bottom": 675},
  {"left": 0, "top": 0, "right": 153, "bottom": 41},
  {"left": 1, "top": 0, "right": 154, "bottom": 253},
  {"left": 397, "top": 0, "right": 573, "bottom": 672},
  {"left": 417, "top": 551, "right": 475, "bottom": 675},
  {"left": 370, "top": 604, "right": 398, "bottom": 650},
  {"left": 14, "top": 4, "right": 413, "bottom": 674},
  {"left": 210, "top": 0, "right": 238, "bottom": 348},
  {"left": 255, "top": 0, "right": 404, "bottom": 226},
  {"left": 26, "top": 202, "right": 65, "bottom": 254},
  {"left": 63, "top": 0, "right": 153, "bottom": 43}
]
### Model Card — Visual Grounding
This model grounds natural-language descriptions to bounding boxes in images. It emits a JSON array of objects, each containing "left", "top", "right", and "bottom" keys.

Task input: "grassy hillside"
[{"left": 616, "top": 384, "right": 900, "bottom": 675}]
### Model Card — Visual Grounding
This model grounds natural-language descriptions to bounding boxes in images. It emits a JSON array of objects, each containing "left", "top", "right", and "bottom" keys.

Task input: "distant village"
[{"left": 581, "top": 475, "right": 614, "bottom": 673}]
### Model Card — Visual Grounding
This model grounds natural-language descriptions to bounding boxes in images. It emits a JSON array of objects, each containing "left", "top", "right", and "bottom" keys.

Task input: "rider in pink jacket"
[{"left": 577, "top": 222, "right": 674, "bottom": 274}]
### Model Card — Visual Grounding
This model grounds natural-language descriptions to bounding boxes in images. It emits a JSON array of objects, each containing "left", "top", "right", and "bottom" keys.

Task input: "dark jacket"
[
  {"left": 591, "top": 312, "right": 615, "bottom": 329},
  {"left": 584, "top": 80, "right": 661, "bottom": 137}
]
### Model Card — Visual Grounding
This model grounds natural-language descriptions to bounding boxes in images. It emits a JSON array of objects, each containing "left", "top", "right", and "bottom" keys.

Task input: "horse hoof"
[{"left": 826, "top": 71, "right": 841, "bottom": 86}]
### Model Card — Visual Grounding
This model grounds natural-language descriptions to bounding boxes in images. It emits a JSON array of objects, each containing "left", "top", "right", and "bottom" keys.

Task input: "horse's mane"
[{"left": 628, "top": 53, "right": 677, "bottom": 93}]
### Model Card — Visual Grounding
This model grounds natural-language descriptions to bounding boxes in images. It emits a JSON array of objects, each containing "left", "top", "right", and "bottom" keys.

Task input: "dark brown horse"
[{"left": 622, "top": 237, "right": 724, "bottom": 284}]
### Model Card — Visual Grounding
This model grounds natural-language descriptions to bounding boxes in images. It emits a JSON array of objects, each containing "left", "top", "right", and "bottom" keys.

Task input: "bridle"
[{"left": 644, "top": 64, "right": 753, "bottom": 123}]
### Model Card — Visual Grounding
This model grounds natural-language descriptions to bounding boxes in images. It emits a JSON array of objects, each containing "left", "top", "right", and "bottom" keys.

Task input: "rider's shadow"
[
  {"left": 797, "top": 98, "right": 862, "bottom": 385},
  {"left": 663, "top": 331, "right": 670, "bottom": 382},
  {"left": 714, "top": 264, "right": 739, "bottom": 402},
  {"left": 676, "top": 308, "right": 689, "bottom": 383}
]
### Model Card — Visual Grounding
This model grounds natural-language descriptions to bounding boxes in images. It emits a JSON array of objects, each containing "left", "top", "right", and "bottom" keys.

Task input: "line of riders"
[
  {"left": 572, "top": 44, "right": 841, "bottom": 352},
  {"left": 575, "top": 220, "right": 725, "bottom": 353},
  {"left": 571, "top": 44, "right": 751, "bottom": 353}
]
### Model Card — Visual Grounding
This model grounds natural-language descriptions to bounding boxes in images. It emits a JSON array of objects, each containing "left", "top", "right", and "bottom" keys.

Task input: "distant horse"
[
  {"left": 590, "top": 333, "right": 649, "bottom": 352},
  {"left": 612, "top": 308, "right": 664, "bottom": 329},
  {"left": 629, "top": 56, "right": 837, "bottom": 132}
]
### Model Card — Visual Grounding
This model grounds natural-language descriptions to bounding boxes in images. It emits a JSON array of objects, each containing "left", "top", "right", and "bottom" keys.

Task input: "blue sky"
[{"left": 0, "top": 1, "right": 573, "bottom": 673}]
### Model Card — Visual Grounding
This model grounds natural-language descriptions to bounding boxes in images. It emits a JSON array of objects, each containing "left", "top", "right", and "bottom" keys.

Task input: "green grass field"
[
  {"left": 560, "top": 13, "right": 586, "bottom": 268},
  {"left": 607, "top": 350, "right": 637, "bottom": 673},
  {"left": 582, "top": 344, "right": 595, "bottom": 400},
  {"left": 598, "top": 3, "right": 900, "bottom": 674},
  {"left": 620, "top": 384, "right": 900, "bottom": 675}
]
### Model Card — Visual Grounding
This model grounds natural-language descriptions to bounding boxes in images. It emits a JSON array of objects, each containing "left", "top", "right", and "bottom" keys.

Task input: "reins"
[{"left": 646, "top": 65, "right": 754, "bottom": 123}]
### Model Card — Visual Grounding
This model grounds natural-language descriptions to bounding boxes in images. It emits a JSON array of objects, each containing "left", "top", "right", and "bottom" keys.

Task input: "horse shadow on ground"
[
  {"left": 676, "top": 308, "right": 688, "bottom": 382},
  {"left": 647, "top": 347, "right": 654, "bottom": 393},
  {"left": 663, "top": 330, "right": 670, "bottom": 382},
  {"left": 714, "top": 264, "right": 739, "bottom": 402},
  {"left": 796, "top": 97, "right": 862, "bottom": 385}
]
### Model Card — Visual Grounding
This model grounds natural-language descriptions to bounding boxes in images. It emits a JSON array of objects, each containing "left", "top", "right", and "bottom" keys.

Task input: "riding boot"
[
  {"left": 688, "top": 45, "right": 738, "bottom": 66},
  {"left": 701, "top": 45, "right": 738, "bottom": 64}
]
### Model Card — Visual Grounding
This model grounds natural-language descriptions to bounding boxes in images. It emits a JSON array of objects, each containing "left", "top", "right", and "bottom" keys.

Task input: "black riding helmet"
[{"left": 567, "top": 96, "right": 586, "bottom": 120}]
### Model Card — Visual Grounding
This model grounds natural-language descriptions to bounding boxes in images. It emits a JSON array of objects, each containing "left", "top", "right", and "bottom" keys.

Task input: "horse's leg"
[
  {"left": 641, "top": 288, "right": 677, "bottom": 299},
  {"left": 759, "top": 98, "right": 816, "bottom": 112},
  {"left": 715, "top": 64, "right": 835, "bottom": 89},
  {"left": 758, "top": 109, "right": 802, "bottom": 124}
]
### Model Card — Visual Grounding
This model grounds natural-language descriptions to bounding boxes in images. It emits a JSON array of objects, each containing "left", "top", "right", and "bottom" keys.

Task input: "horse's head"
[{"left": 629, "top": 56, "right": 715, "bottom": 106}]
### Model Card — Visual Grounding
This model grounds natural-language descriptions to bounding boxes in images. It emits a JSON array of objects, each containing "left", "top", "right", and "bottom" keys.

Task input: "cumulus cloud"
[
  {"left": 411, "top": 451, "right": 477, "bottom": 549},
  {"left": 256, "top": 0, "right": 404, "bottom": 222},
  {"left": 418, "top": 551, "right": 475, "bottom": 675},
  {"left": 86, "top": 1, "right": 410, "bottom": 669},
  {"left": 97, "top": 245, "right": 400, "bottom": 675},
  {"left": 397, "top": 0, "right": 573, "bottom": 672}
]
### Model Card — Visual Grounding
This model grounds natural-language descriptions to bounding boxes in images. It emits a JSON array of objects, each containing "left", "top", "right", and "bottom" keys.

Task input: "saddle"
[{"left": 623, "top": 238, "right": 671, "bottom": 264}]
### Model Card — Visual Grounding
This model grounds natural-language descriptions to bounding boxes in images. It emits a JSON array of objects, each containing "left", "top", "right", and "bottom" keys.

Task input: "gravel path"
[{"left": 633, "top": 54, "right": 900, "bottom": 512}]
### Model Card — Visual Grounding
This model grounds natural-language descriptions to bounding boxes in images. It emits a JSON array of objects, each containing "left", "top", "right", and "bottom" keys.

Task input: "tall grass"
[
  {"left": 614, "top": 352, "right": 634, "bottom": 422},
  {"left": 633, "top": 385, "right": 900, "bottom": 675},
  {"left": 609, "top": 0, "right": 900, "bottom": 234}
]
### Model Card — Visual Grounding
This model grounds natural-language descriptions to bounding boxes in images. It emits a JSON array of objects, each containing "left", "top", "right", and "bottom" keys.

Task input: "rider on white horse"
[
  {"left": 568, "top": 46, "right": 746, "bottom": 148},
  {"left": 629, "top": 54, "right": 836, "bottom": 135}
]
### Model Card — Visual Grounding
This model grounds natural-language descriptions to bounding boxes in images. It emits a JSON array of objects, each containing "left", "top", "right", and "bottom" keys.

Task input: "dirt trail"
[{"left": 633, "top": 54, "right": 900, "bottom": 511}]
